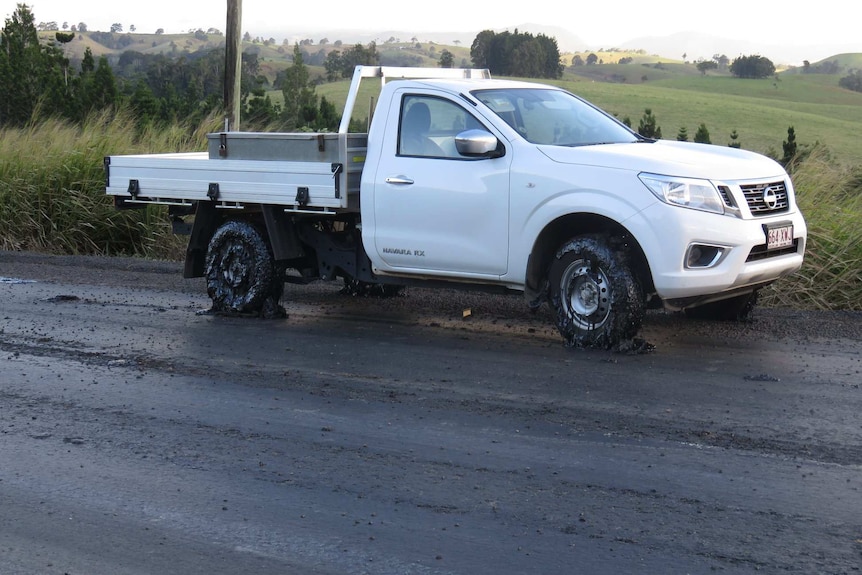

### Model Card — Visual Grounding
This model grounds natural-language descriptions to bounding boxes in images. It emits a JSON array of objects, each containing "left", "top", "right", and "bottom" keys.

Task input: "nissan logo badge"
[{"left": 762, "top": 186, "right": 779, "bottom": 209}]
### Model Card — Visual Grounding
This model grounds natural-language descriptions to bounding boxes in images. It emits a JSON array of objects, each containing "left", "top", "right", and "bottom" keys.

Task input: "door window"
[{"left": 398, "top": 95, "right": 485, "bottom": 158}]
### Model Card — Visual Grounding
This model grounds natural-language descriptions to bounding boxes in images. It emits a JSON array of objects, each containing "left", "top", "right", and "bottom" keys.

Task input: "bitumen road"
[{"left": 1, "top": 250, "right": 861, "bottom": 574}]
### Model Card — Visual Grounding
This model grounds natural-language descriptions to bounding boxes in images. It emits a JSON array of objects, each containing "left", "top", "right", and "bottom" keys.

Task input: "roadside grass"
[
  {"left": 0, "top": 109, "right": 216, "bottom": 259},
  {"left": 762, "top": 145, "right": 862, "bottom": 310}
]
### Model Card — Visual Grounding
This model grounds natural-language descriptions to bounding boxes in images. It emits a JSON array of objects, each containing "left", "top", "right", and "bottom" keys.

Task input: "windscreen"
[{"left": 472, "top": 88, "right": 639, "bottom": 146}]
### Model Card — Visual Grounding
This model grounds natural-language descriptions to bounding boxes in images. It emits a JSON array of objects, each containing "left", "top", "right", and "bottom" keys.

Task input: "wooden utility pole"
[{"left": 224, "top": 0, "right": 242, "bottom": 131}]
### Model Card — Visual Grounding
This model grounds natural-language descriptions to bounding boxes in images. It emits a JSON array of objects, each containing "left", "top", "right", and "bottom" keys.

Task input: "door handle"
[{"left": 385, "top": 176, "right": 414, "bottom": 185}]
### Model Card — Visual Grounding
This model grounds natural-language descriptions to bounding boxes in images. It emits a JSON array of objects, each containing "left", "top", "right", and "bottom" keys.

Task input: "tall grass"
[
  {"left": 0, "top": 116, "right": 859, "bottom": 310},
  {"left": 761, "top": 145, "right": 862, "bottom": 310},
  {"left": 0, "top": 109, "right": 219, "bottom": 259}
]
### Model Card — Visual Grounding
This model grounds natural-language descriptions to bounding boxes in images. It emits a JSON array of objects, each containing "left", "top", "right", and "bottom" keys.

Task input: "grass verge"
[{"left": 1, "top": 117, "right": 859, "bottom": 310}]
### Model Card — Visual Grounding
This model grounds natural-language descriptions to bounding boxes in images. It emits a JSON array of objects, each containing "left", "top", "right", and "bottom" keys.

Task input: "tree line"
[
  {"left": 6, "top": 2, "right": 857, "bottom": 135},
  {"left": 632, "top": 108, "right": 801, "bottom": 169},
  {"left": 0, "top": 6, "right": 118, "bottom": 127},
  {"left": 1, "top": 5, "right": 566, "bottom": 132},
  {"left": 470, "top": 29, "right": 563, "bottom": 79}
]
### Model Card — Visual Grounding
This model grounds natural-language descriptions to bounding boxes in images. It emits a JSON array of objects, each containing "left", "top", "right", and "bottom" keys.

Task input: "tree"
[
  {"left": 281, "top": 44, "right": 318, "bottom": 130},
  {"left": 729, "top": 55, "right": 775, "bottom": 79},
  {"left": 244, "top": 88, "right": 280, "bottom": 127},
  {"left": 676, "top": 126, "right": 688, "bottom": 141},
  {"left": 637, "top": 109, "right": 662, "bottom": 139},
  {"left": 470, "top": 30, "right": 494, "bottom": 69},
  {"left": 586, "top": 52, "right": 598, "bottom": 65},
  {"left": 54, "top": 31, "right": 75, "bottom": 85},
  {"left": 470, "top": 29, "right": 562, "bottom": 78},
  {"left": 438, "top": 49, "right": 454, "bottom": 68},
  {"left": 510, "top": 39, "right": 544, "bottom": 77},
  {"left": 79, "top": 51, "right": 119, "bottom": 118},
  {"left": 315, "top": 96, "right": 339, "bottom": 131},
  {"left": 339, "top": 42, "right": 379, "bottom": 77},
  {"left": 694, "top": 123, "right": 711, "bottom": 144},
  {"left": 129, "top": 80, "right": 160, "bottom": 125},
  {"left": 781, "top": 126, "right": 797, "bottom": 167},
  {"left": 77, "top": 22, "right": 87, "bottom": 32},
  {"left": 110, "top": 23, "right": 123, "bottom": 33},
  {"left": 728, "top": 129, "right": 741, "bottom": 148},
  {"left": 839, "top": 70, "right": 862, "bottom": 92},
  {"left": 696, "top": 60, "right": 717, "bottom": 75},
  {"left": 324, "top": 50, "right": 342, "bottom": 82},
  {"left": 0, "top": 4, "right": 68, "bottom": 126},
  {"left": 712, "top": 54, "right": 729, "bottom": 68}
]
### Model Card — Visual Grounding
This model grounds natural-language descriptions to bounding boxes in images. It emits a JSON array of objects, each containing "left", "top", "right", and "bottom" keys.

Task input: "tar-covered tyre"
[
  {"left": 548, "top": 235, "right": 644, "bottom": 349},
  {"left": 205, "top": 220, "right": 283, "bottom": 315},
  {"left": 685, "top": 290, "right": 759, "bottom": 322}
]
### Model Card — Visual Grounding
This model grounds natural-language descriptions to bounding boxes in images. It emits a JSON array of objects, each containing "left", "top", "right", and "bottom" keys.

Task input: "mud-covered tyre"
[
  {"left": 205, "top": 220, "right": 283, "bottom": 314},
  {"left": 684, "top": 290, "right": 759, "bottom": 322},
  {"left": 548, "top": 235, "right": 644, "bottom": 349}
]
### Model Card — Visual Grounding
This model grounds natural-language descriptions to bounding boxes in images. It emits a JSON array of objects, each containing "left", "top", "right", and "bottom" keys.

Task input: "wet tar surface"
[{"left": 1, "top": 250, "right": 861, "bottom": 574}]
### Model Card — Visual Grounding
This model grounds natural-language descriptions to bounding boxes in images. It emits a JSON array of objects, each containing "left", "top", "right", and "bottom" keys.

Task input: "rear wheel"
[
  {"left": 547, "top": 235, "right": 644, "bottom": 349},
  {"left": 205, "top": 220, "right": 284, "bottom": 316}
]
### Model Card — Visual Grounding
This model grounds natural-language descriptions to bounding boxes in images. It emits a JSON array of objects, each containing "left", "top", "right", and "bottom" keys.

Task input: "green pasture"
[{"left": 284, "top": 66, "right": 862, "bottom": 167}]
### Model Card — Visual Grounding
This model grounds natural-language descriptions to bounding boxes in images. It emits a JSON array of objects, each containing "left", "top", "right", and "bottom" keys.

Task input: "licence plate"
[{"left": 765, "top": 223, "right": 794, "bottom": 250}]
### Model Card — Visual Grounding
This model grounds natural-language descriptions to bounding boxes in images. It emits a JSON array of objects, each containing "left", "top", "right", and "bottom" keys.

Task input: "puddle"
[{"left": 1, "top": 277, "right": 37, "bottom": 284}]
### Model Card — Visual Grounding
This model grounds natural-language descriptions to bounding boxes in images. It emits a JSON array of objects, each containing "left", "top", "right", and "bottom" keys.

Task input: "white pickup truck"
[{"left": 105, "top": 65, "right": 807, "bottom": 348}]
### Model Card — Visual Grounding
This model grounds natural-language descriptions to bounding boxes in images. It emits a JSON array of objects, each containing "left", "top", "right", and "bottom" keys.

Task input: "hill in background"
[{"left": 262, "top": 23, "right": 856, "bottom": 66}]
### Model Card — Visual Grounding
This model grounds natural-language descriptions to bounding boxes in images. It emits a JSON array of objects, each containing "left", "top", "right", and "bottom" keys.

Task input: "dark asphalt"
[{"left": 1, "top": 250, "right": 861, "bottom": 574}]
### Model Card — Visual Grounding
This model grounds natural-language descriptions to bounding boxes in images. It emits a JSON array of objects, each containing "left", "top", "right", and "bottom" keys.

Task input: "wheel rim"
[
  {"left": 221, "top": 244, "right": 252, "bottom": 290},
  {"left": 560, "top": 258, "right": 611, "bottom": 330}
]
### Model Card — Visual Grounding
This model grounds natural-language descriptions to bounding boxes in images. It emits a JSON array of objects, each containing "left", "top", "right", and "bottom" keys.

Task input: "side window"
[{"left": 399, "top": 95, "right": 485, "bottom": 158}]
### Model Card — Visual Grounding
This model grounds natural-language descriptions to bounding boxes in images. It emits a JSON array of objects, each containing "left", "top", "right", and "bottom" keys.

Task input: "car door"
[{"left": 370, "top": 91, "right": 511, "bottom": 277}]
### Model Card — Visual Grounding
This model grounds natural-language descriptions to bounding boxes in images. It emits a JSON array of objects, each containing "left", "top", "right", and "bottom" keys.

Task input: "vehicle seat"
[{"left": 401, "top": 102, "right": 445, "bottom": 157}]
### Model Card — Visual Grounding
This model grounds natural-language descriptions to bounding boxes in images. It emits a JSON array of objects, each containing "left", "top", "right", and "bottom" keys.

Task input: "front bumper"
[{"left": 630, "top": 201, "right": 807, "bottom": 304}]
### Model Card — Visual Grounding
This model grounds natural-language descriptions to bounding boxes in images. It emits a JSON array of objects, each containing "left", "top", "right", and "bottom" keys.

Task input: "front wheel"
[
  {"left": 547, "top": 235, "right": 644, "bottom": 349},
  {"left": 205, "top": 220, "right": 284, "bottom": 316}
]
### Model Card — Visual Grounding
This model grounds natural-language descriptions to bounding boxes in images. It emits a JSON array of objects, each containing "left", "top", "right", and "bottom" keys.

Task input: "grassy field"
[
  {"left": 1, "top": 57, "right": 860, "bottom": 310},
  {"left": 303, "top": 65, "right": 862, "bottom": 168}
]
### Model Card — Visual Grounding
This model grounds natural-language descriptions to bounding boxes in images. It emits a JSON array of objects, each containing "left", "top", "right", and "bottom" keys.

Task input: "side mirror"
[{"left": 454, "top": 129, "right": 503, "bottom": 158}]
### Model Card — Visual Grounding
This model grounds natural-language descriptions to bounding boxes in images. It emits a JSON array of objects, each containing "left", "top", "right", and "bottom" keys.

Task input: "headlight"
[{"left": 639, "top": 173, "right": 725, "bottom": 214}]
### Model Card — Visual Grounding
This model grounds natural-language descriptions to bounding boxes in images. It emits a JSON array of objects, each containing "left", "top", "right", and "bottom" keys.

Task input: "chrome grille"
[
  {"left": 717, "top": 185, "right": 735, "bottom": 208},
  {"left": 740, "top": 181, "right": 789, "bottom": 216}
]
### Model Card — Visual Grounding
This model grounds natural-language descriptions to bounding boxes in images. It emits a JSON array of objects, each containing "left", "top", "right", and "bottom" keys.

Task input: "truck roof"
[{"left": 401, "top": 77, "right": 557, "bottom": 93}]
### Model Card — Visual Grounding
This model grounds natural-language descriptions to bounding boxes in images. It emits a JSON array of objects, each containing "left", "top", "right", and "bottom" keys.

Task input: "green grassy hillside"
[
  {"left": 561, "top": 75, "right": 862, "bottom": 165},
  {"left": 288, "top": 66, "right": 862, "bottom": 166}
]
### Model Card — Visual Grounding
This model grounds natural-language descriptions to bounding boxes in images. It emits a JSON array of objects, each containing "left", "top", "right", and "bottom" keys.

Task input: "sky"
[{"left": 6, "top": 0, "right": 860, "bottom": 53}]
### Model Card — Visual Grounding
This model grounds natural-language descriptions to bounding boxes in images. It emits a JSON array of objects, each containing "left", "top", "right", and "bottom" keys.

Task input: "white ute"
[{"left": 106, "top": 66, "right": 807, "bottom": 348}]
